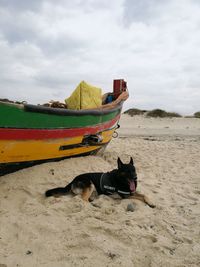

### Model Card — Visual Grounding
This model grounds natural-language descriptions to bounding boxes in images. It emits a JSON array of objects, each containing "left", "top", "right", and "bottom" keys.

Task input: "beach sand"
[{"left": 0, "top": 114, "right": 200, "bottom": 267}]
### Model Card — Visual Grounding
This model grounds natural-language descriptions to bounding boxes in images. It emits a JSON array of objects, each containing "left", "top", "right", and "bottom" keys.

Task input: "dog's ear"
[
  {"left": 130, "top": 157, "right": 134, "bottom": 165},
  {"left": 117, "top": 157, "right": 123, "bottom": 169}
]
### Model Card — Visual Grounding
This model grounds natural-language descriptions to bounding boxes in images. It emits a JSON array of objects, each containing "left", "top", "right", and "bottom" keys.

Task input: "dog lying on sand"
[{"left": 45, "top": 157, "right": 155, "bottom": 208}]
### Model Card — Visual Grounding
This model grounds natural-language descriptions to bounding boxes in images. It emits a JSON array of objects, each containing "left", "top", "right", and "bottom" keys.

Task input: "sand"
[{"left": 0, "top": 114, "right": 200, "bottom": 267}]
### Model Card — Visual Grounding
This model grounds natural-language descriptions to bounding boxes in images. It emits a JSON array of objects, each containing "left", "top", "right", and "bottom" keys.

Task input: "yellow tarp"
[{"left": 65, "top": 81, "right": 102, "bottom": 110}]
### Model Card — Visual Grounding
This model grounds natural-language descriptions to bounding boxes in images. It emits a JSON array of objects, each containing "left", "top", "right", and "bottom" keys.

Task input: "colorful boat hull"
[{"left": 0, "top": 101, "right": 122, "bottom": 175}]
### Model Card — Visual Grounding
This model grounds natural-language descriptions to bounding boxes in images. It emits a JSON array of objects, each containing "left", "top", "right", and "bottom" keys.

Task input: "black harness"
[{"left": 100, "top": 173, "right": 132, "bottom": 196}]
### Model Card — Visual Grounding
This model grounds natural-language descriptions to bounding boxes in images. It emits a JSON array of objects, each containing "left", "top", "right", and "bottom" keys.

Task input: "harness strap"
[
  {"left": 117, "top": 190, "right": 131, "bottom": 195},
  {"left": 100, "top": 173, "right": 116, "bottom": 194},
  {"left": 100, "top": 173, "right": 131, "bottom": 195},
  {"left": 104, "top": 185, "right": 115, "bottom": 191}
]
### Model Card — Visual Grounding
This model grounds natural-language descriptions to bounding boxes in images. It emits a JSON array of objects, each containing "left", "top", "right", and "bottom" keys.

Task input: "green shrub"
[
  {"left": 165, "top": 112, "right": 182, "bottom": 118},
  {"left": 194, "top": 111, "right": 200, "bottom": 118},
  {"left": 124, "top": 108, "right": 146, "bottom": 116},
  {"left": 146, "top": 109, "right": 181, "bottom": 118}
]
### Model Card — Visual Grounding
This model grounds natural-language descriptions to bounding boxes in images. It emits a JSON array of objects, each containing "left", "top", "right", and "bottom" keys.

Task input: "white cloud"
[{"left": 0, "top": 0, "right": 200, "bottom": 114}]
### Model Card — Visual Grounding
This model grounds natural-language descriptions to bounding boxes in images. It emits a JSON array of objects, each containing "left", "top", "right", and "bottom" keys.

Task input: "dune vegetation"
[
  {"left": 124, "top": 108, "right": 182, "bottom": 118},
  {"left": 194, "top": 111, "right": 200, "bottom": 118}
]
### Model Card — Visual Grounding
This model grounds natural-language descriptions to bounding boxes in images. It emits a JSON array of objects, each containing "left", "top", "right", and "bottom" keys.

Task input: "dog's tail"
[{"left": 45, "top": 183, "right": 72, "bottom": 197}]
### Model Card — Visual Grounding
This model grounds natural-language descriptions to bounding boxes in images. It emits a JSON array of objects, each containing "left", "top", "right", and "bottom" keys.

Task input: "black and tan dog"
[{"left": 45, "top": 157, "right": 155, "bottom": 208}]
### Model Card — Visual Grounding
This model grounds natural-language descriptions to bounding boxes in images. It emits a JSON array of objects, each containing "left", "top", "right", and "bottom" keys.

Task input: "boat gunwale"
[
  {"left": 0, "top": 100, "right": 123, "bottom": 116},
  {"left": 23, "top": 102, "right": 123, "bottom": 116}
]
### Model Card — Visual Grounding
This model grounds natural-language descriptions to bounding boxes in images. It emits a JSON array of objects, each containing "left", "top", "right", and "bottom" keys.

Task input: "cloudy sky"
[{"left": 0, "top": 0, "right": 199, "bottom": 114}]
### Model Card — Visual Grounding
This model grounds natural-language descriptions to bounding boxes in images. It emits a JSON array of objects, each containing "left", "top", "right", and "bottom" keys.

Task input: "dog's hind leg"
[
  {"left": 81, "top": 184, "right": 95, "bottom": 202},
  {"left": 129, "top": 192, "right": 156, "bottom": 208}
]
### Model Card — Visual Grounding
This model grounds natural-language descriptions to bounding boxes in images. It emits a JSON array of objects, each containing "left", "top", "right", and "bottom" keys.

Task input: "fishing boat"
[{"left": 0, "top": 80, "right": 128, "bottom": 175}]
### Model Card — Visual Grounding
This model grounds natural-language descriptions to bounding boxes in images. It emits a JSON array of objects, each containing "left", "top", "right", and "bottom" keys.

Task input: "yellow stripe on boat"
[{"left": 0, "top": 129, "right": 114, "bottom": 163}]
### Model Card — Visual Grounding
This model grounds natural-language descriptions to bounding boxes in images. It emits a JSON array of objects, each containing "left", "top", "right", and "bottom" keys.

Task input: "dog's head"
[{"left": 116, "top": 157, "right": 137, "bottom": 194}]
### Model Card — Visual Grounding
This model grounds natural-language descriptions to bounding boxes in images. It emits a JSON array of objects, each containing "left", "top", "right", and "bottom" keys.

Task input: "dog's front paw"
[
  {"left": 143, "top": 195, "right": 156, "bottom": 208},
  {"left": 145, "top": 201, "right": 156, "bottom": 209},
  {"left": 147, "top": 202, "right": 156, "bottom": 208}
]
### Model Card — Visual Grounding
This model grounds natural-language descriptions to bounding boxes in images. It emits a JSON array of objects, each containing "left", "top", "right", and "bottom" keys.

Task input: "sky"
[{"left": 0, "top": 0, "right": 200, "bottom": 115}]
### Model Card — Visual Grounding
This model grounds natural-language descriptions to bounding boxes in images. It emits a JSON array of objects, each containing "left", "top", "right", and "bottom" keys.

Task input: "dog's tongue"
[{"left": 129, "top": 181, "right": 136, "bottom": 192}]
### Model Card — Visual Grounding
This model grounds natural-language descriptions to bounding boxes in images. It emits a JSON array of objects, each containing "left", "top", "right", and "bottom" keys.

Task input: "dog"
[{"left": 45, "top": 157, "right": 155, "bottom": 208}]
